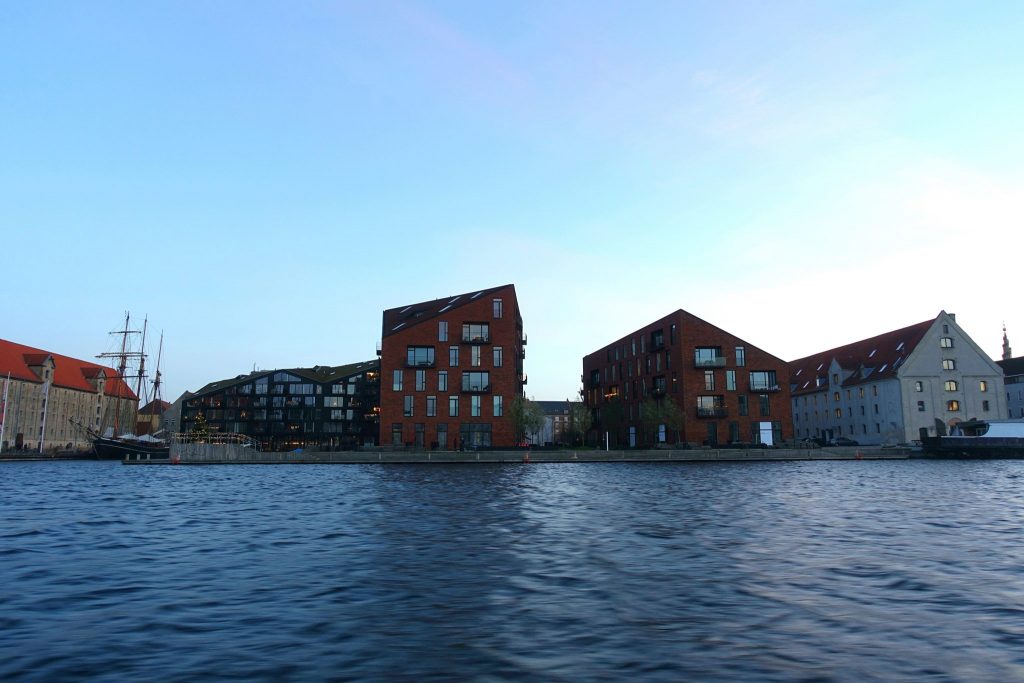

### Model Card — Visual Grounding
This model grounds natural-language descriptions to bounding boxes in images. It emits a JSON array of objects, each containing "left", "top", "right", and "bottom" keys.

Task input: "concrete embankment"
[{"left": 123, "top": 443, "right": 911, "bottom": 465}]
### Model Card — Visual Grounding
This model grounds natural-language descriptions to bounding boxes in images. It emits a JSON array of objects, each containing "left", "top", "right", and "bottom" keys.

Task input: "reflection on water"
[{"left": 2, "top": 460, "right": 1024, "bottom": 681}]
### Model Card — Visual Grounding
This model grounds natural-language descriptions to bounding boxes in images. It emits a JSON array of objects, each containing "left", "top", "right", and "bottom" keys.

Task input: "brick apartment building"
[
  {"left": 379, "top": 284, "right": 525, "bottom": 449},
  {"left": 582, "top": 310, "right": 793, "bottom": 448}
]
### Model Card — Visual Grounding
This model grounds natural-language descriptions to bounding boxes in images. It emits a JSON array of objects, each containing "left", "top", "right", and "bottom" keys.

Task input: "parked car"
[{"left": 829, "top": 437, "right": 859, "bottom": 447}]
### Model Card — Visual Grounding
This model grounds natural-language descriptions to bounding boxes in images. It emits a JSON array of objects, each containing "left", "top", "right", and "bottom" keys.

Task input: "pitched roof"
[
  {"left": 381, "top": 284, "right": 513, "bottom": 338},
  {"left": 788, "top": 317, "right": 935, "bottom": 395},
  {"left": 997, "top": 357, "right": 1024, "bottom": 378},
  {"left": 192, "top": 360, "right": 379, "bottom": 396},
  {"left": 139, "top": 399, "right": 171, "bottom": 415},
  {"left": 0, "top": 338, "right": 138, "bottom": 400}
]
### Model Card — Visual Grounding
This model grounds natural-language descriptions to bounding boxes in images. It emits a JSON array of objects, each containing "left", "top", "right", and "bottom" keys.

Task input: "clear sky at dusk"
[{"left": 2, "top": 1, "right": 1022, "bottom": 404}]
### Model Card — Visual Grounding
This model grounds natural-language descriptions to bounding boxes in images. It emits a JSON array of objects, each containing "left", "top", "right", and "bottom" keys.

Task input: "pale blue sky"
[{"left": 2, "top": 1, "right": 1022, "bottom": 404}]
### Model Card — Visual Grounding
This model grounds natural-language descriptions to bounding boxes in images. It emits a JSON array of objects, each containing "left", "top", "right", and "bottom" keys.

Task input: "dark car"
[{"left": 829, "top": 437, "right": 859, "bottom": 447}]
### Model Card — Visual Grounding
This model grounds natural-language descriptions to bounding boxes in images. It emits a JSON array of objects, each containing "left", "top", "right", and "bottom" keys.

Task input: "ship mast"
[{"left": 97, "top": 312, "right": 144, "bottom": 435}]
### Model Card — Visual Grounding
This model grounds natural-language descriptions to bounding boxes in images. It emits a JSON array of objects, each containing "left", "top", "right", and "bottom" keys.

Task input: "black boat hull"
[{"left": 92, "top": 436, "right": 170, "bottom": 461}]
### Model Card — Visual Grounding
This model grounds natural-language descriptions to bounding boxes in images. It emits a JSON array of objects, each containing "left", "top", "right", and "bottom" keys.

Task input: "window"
[
  {"left": 391, "top": 423, "right": 402, "bottom": 446},
  {"left": 915, "top": 381, "right": 923, "bottom": 392},
  {"left": 942, "top": 359, "right": 956, "bottom": 370},
  {"left": 704, "top": 371, "right": 715, "bottom": 391},
  {"left": 493, "top": 395, "right": 503, "bottom": 417},
  {"left": 979, "top": 381, "right": 988, "bottom": 392},
  {"left": 832, "top": 373, "right": 839, "bottom": 384},
  {"left": 735, "top": 346, "right": 746, "bottom": 367},
  {"left": 918, "top": 401, "right": 926, "bottom": 412},
  {"left": 725, "top": 370, "right": 736, "bottom": 391},
  {"left": 426, "top": 396, "right": 436, "bottom": 417},
  {"left": 940, "top": 337, "right": 954, "bottom": 348},
  {"left": 471, "top": 395, "right": 482, "bottom": 416},
  {"left": 738, "top": 395, "right": 748, "bottom": 416},
  {"left": 759, "top": 394, "right": 770, "bottom": 416},
  {"left": 695, "top": 347, "right": 724, "bottom": 367},
  {"left": 696, "top": 395, "right": 725, "bottom": 416},
  {"left": 449, "top": 396, "right": 459, "bottom": 417},
  {"left": 750, "top": 371, "right": 778, "bottom": 391},
  {"left": 438, "top": 321, "right": 448, "bottom": 342},
  {"left": 471, "top": 346, "right": 482, "bottom": 367},
  {"left": 834, "top": 392, "right": 840, "bottom": 402},
  {"left": 944, "top": 380, "right": 958, "bottom": 391},
  {"left": 450, "top": 346, "right": 459, "bottom": 366},
  {"left": 874, "top": 404, "right": 879, "bottom": 414},
  {"left": 943, "top": 324, "right": 949, "bottom": 334},
  {"left": 947, "top": 400, "right": 960, "bottom": 411},
  {"left": 407, "top": 346, "right": 434, "bottom": 367},
  {"left": 493, "top": 346, "right": 503, "bottom": 367},
  {"left": 415, "top": 370, "right": 426, "bottom": 391},
  {"left": 404, "top": 396, "right": 414, "bottom": 417},
  {"left": 670, "top": 324, "right": 676, "bottom": 345},
  {"left": 461, "top": 371, "right": 490, "bottom": 392},
  {"left": 493, "top": 298, "right": 503, "bottom": 318},
  {"left": 462, "top": 323, "right": 490, "bottom": 343},
  {"left": 392, "top": 370, "right": 403, "bottom": 391},
  {"left": 834, "top": 408, "right": 842, "bottom": 418},
  {"left": 437, "top": 423, "right": 448, "bottom": 449},
  {"left": 983, "top": 400, "right": 990, "bottom": 412},
  {"left": 438, "top": 370, "right": 448, "bottom": 391},
  {"left": 872, "top": 385, "right": 878, "bottom": 397}
]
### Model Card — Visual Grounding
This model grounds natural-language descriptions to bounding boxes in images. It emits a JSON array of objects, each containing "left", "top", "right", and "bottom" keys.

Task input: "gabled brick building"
[
  {"left": 379, "top": 284, "right": 525, "bottom": 449},
  {"left": 582, "top": 310, "right": 792, "bottom": 448}
]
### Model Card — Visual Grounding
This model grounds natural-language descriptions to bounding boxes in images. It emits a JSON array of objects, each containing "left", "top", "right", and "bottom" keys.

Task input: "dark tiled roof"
[
  {"left": 382, "top": 285, "right": 513, "bottom": 338},
  {"left": 789, "top": 317, "right": 935, "bottom": 395},
  {"left": 192, "top": 360, "right": 379, "bottom": 396},
  {"left": 0, "top": 338, "right": 138, "bottom": 400},
  {"left": 998, "top": 357, "right": 1024, "bottom": 377},
  {"left": 535, "top": 400, "right": 571, "bottom": 415}
]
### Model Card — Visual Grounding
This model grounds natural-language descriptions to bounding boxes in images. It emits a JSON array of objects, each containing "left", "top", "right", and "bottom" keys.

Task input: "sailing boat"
[{"left": 89, "top": 313, "right": 170, "bottom": 460}]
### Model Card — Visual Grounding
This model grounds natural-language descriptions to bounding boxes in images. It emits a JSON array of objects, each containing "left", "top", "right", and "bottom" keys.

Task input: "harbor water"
[{"left": 2, "top": 460, "right": 1023, "bottom": 681}]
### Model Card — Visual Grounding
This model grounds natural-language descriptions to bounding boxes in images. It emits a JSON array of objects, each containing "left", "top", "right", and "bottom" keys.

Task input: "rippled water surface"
[{"left": 2, "top": 460, "right": 1024, "bottom": 681}]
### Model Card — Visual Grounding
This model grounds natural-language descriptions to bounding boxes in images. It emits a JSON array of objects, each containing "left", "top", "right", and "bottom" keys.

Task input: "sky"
[{"left": 2, "top": 1, "right": 1022, "bottom": 404}]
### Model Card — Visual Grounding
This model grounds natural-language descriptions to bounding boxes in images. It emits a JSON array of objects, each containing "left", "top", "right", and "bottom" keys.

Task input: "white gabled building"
[{"left": 789, "top": 312, "right": 1006, "bottom": 445}]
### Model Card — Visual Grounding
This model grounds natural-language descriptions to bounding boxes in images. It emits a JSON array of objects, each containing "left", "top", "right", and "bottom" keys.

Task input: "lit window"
[
  {"left": 940, "top": 337, "right": 954, "bottom": 348},
  {"left": 944, "top": 380, "right": 958, "bottom": 391},
  {"left": 979, "top": 381, "right": 988, "bottom": 392},
  {"left": 915, "top": 381, "right": 923, "bottom": 392},
  {"left": 947, "top": 400, "right": 960, "bottom": 411},
  {"left": 942, "top": 359, "right": 956, "bottom": 370}
]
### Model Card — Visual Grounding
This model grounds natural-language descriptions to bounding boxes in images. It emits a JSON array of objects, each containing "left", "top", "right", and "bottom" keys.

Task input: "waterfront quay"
[{"left": 123, "top": 443, "right": 910, "bottom": 465}]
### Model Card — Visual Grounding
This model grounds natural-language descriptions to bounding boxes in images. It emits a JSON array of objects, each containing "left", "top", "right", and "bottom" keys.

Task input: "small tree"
[
  {"left": 661, "top": 396, "right": 684, "bottom": 444},
  {"left": 191, "top": 413, "right": 210, "bottom": 442},
  {"left": 567, "top": 400, "right": 592, "bottom": 446},
  {"left": 639, "top": 397, "right": 662, "bottom": 445},
  {"left": 510, "top": 396, "right": 545, "bottom": 445}
]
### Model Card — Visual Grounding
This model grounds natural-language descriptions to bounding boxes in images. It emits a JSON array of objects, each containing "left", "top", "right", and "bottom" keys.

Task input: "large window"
[
  {"left": 462, "top": 371, "right": 491, "bottom": 392},
  {"left": 695, "top": 347, "right": 724, "bottom": 367},
  {"left": 749, "top": 371, "right": 778, "bottom": 391},
  {"left": 461, "top": 423, "right": 492, "bottom": 448},
  {"left": 407, "top": 346, "right": 435, "bottom": 367},
  {"left": 696, "top": 395, "right": 725, "bottom": 417},
  {"left": 462, "top": 323, "right": 490, "bottom": 343}
]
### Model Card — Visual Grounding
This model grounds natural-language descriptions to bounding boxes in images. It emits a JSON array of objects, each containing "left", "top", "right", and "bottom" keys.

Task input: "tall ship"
[{"left": 88, "top": 313, "right": 170, "bottom": 460}]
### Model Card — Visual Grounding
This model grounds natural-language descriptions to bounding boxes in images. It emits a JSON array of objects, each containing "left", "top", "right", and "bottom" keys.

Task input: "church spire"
[{"left": 1003, "top": 323, "right": 1012, "bottom": 360}]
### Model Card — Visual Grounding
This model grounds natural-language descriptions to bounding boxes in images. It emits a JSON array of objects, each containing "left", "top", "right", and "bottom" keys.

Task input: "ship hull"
[{"left": 92, "top": 436, "right": 170, "bottom": 461}]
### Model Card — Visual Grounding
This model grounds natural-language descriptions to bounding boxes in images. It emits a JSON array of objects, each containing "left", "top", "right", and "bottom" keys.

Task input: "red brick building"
[
  {"left": 379, "top": 284, "right": 525, "bottom": 449},
  {"left": 582, "top": 310, "right": 793, "bottom": 448}
]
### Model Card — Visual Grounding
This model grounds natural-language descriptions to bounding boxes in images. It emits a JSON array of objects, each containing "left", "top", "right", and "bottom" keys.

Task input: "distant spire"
[{"left": 1003, "top": 323, "right": 1012, "bottom": 360}]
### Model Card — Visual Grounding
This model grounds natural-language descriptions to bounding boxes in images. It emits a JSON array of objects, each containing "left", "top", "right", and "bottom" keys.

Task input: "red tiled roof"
[
  {"left": 0, "top": 338, "right": 138, "bottom": 400},
  {"left": 788, "top": 317, "right": 936, "bottom": 395},
  {"left": 139, "top": 399, "right": 171, "bottom": 415},
  {"left": 381, "top": 284, "right": 514, "bottom": 338}
]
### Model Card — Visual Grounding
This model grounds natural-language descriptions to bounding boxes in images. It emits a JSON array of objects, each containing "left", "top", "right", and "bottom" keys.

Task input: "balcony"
[
  {"left": 694, "top": 357, "right": 727, "bottom": 368},
  {"left": 460, "top": 335, "right": 491, "bottom": 345},
  {"left": 460, "top": 384, "right": 492, "bottom": 394},
  {"left": 696, "top": 407, "right": 728, "bottom": 418},
  {"left": 405, "top": 359, "right": 436, "bottom": 368},
  {"left": 749, "top": 384, "right": 781, "bottom": 393}
]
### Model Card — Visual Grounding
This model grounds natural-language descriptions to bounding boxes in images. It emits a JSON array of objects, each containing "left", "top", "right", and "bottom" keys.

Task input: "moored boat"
[{"left": 921, "top": 420, "right": 1024, "bottom": 458}]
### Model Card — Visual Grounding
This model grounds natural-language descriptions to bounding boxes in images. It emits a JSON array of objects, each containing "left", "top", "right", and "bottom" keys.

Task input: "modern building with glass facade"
[
  {"left": 582, "top": 310, "right": 793, "bottom": 448},
  {"left": 378, "top": 284, "right": 525, "bottom": 449},
  {"left": 180, "top": 360, "right": 380, "bottom": 450},
  {"left": 789, "top": 312, "right": 1006, "bottom": 445}
]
